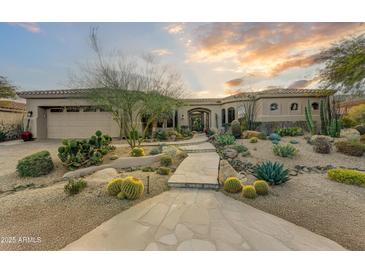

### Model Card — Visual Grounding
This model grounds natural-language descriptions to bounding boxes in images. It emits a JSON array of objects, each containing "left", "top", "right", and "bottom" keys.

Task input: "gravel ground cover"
[{"left": 223, "top": 136, "right": 365, "bottom": 250}]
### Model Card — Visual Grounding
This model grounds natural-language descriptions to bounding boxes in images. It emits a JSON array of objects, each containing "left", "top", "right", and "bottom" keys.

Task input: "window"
[
  {"left": 50, "top": 108, "right": 64, "bottom": 113},
  {"left": 270, "top": 103, "right": 278, "bottom": 111},
  {"left": 83, "top": 106, "right": 97, "bottom": 112},
  {"left": 66, "top": 106, "right": 80, "bottom": 112},
  {"left": 311, "top": 102, "right": 319, "bottom": 110},
  {"left": 221, "top": 109, "right": 226, "bottom": 124},
  {"left": 227, "top": 107, "right": 235, "bottom": 123},
  {"left": 290, "top": 103, "right": 299, "bottom": 111}
]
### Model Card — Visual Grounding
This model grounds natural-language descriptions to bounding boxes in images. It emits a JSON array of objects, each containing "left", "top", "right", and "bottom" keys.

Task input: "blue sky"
[{"left": 1, "top": 22, "right": 364, "bottom": 97}]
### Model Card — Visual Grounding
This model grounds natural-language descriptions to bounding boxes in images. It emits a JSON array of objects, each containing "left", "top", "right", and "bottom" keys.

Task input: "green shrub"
[
  {"left": 231, "top": 120, "right": 241, "bottom": 138},
  {"left": 274, "top": 127, "right": 303, "bottom": 136},
  {"left": 215, "top": 134, "right": 235, "bottom": 146},
  {"left": 269, "top": 133, "right": 281, "bottom": 141},
  {"left": 207, "top": 128, "right": 217, "bottom": 137},
  {"left": 64, "top": 179, "right": 87, "bottom": 195},
  {"left": 58, "top": 130, "right": 113, "bottom": 170},
  {"left": 107, "top": 178, "right": 124, "bottom": 196},
  {"left": 327, "top": 168, "right": 365, "bottom": 187},
  {"left": 142, "top": 166, "right": 155, "bottom": 172},
  {"left": 130, "top": 147, "right": 145, "bottom": 157},
  {"left": 149, "top": 147, "right": 161, "bottom": 155},
  {"left": 335, "top": 141, "right": 365, "bottom": 156},
  {"left": 17, "top": 151, "right": 54, "bottom": 177},
  {"left": 313, "top": 136, "right": 332, "bottom": 154},
  {"left": 156, "top": 167, "right": 171, "bottom": 175},
  {"left": 345, "top": 104, "right": 365, "bottom": 125},
  {"left": 253, "top": 180, "right": 269, "bottom": 195},
  {"left": 223, "top": 177, "right": 243, "bottom": 193},
  {"left": 273, "top": 144, "right": 298, "bottom": 158},
  {"left": 254, "top": 161, "right": 289, "bottom": 185},
  {"left": 242, "top": 185, "right": 257, "bottom": 199},
  {"left": 230, "top": 144, "right": 248, "bottom": 154},
  {"left": 0, "top": 130, "right": 5, "bottom": 142},
  {"left": 249, "top": 137, "right": 258, "bottom": 143},
  {"left": 341, "top": 116, "right": 357, "bottom": 128},
  {"left": 156, "top": 130, "right": 168, "bottom": 141},
  {"left": 272, "top": 139, "right": 280, "bottom": 145},
  {"left": 160, "top": 155, "right": 172, "bottom": 167},
  {"left": 118, "top": 176, "right": 144, "bottom": 200}
]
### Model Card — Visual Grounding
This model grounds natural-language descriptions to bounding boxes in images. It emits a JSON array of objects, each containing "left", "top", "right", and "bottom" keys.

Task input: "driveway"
[
  {"left": 0, "top": 139, "right": 63, "bottom": 192},
  {"left": 0, "top": 139, "right": 61, "bottom": 176},
  {"left": 63, "top": 188, "right": 345, "bottom": 251}
]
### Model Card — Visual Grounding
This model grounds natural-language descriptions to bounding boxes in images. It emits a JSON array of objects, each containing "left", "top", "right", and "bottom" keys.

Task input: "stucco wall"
[
  {"left": 256, "top": 96, "right": 322, "bottom": 122},
  {"left": 0, "top": 110, "right": 25, "bottom": 124}
]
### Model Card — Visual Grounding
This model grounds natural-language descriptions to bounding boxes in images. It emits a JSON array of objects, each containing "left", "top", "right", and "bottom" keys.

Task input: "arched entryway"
[{"left": 187, "top": 108, "right": 211, "bottom": 132}]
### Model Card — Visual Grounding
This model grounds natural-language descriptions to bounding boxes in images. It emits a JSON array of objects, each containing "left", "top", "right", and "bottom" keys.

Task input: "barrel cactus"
[
  {"left": 107, "top": 178, "right": 124, "bottom": 196},
  {"left": 253, "top": 180, "right": 269, "bottom": 195},
  {"left": 119, "top": 176, "right": 144, "bottom": 200},
  {"left": 223, "top": 177, "right": 243, "bottom": 193},
  {"left": 242, "top": 185, "right": 257, "bottom": 199},
  {"left": 130, "top": 147, "right": 145, "bottom": 157}
]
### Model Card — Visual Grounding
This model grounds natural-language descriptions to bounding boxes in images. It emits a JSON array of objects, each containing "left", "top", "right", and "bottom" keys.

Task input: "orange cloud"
[
  {"left": 225, "top": 78, "right": 243, "bottom": 87},
  {"left": 224, "top": 89, "right": 241, "bottom": 95},
  {"left": 270, "top": 52, "right": 322, "bottom": 76},
  {"left": 288, "top": 76, "right": 320, "bottom": 89},
  {"left": 185, "top": 23, "right": 365, "bottom": 76},
  {"left": 9, "top": 22, "right": 40, "bottom": 33}
]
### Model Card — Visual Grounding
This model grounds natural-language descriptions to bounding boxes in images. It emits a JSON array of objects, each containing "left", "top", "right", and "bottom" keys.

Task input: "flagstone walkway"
[{"left": 63, "top": 189, "right": 345, "bottom": 251}]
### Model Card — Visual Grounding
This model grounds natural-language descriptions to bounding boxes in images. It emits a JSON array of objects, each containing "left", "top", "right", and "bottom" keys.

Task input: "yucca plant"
[
  {"left": 272, "top": 144, "right": 298, "bottom": 158},
  {"left": 254, "top": 161, "right": 289, "bottom": 185}
]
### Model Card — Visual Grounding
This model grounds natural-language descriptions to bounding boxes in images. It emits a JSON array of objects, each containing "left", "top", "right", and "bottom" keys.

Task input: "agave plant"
[
  {"left": 272, "top": 144, "right": 298, "bottom": 158},
  {"left": 254, "top": 161, "right": 289, "bottom": 185}
]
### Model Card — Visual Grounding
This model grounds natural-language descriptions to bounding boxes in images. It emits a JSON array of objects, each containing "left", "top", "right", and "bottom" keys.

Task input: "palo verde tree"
[
  {"left": 0, "top": 76, "right": 16, "bottom": 99},
  {"left": 70, "top": 28, "right": 185, "bottom": 147},
  {"left": 318, "top": 33, "right": 365, "bottom": 95}
]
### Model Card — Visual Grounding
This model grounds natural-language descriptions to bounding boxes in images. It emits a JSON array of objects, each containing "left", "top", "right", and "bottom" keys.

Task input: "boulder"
[
  {"left": 242, "top": 130, "right": 265, "bottom": 139},
  {"left": 84, "top": 168, "right": 119, "bottom": 185},
  {"left": 218, "top": 160, "right": 246, "bottom": 185},
  {"left": 340, "top": 128, "right": 360, "bottom": 142},
  {"left": 223, "top": 148, "right": 238, "bottom": 159},
  {"left": 309, "top": 135, "right": 334, "bottom": 145}
]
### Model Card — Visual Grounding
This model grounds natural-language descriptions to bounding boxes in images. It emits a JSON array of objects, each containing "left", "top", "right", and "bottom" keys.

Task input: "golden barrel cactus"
[
  {"left": 223, "top": 177, "right": 243, "bottom": 193},
  {"left": 253, "top": 180, "right": 269, "bottom": 195},
  {"left": 242, "top": 185, "right": 257, "bottom": 199},
  {"left": 119, "top": 176, "right": 144, "bottom": 200},
  {"left": 107, "top": 178, "right": 124, "bottom": 196}
]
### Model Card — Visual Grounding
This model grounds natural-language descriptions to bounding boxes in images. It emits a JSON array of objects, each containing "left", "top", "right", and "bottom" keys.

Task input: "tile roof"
[
  {"left": 0, "top": 100, "right": 26, "bottom": 111},
  {"left": 17, "top": 87, "right": 335, "bottom": 99}
]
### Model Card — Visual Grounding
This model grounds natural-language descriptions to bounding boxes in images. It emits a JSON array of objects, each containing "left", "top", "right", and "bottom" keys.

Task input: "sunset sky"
[{"left": 1, "top": 22, "right": 364, "bottom": 98}]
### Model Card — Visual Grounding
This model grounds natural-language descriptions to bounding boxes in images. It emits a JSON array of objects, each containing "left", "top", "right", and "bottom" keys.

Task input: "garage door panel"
[{"left": 47, "top": 110, "right": 114, "bottom": 139}]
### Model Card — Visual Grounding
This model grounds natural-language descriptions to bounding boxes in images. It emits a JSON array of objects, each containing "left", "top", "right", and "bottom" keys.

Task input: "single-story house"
[{"left": 17, "top": 88, "right": 335, "bottom": 139}]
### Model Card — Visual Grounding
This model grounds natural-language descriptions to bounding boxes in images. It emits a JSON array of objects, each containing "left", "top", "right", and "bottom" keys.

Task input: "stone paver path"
[
  {"left": 168, "top": 152, "right": 219, "bottom": 189},
  {"left": 63, "top": 189, "right": 345, "bottom": 251},
  {"left": 179, "top": 142, "right": 216, "bottom": 153}
]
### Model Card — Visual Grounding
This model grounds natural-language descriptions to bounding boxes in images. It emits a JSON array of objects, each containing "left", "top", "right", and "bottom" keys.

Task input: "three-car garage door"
[{"left": 47, "top": 107, "right": 114, "bottom": 139}]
